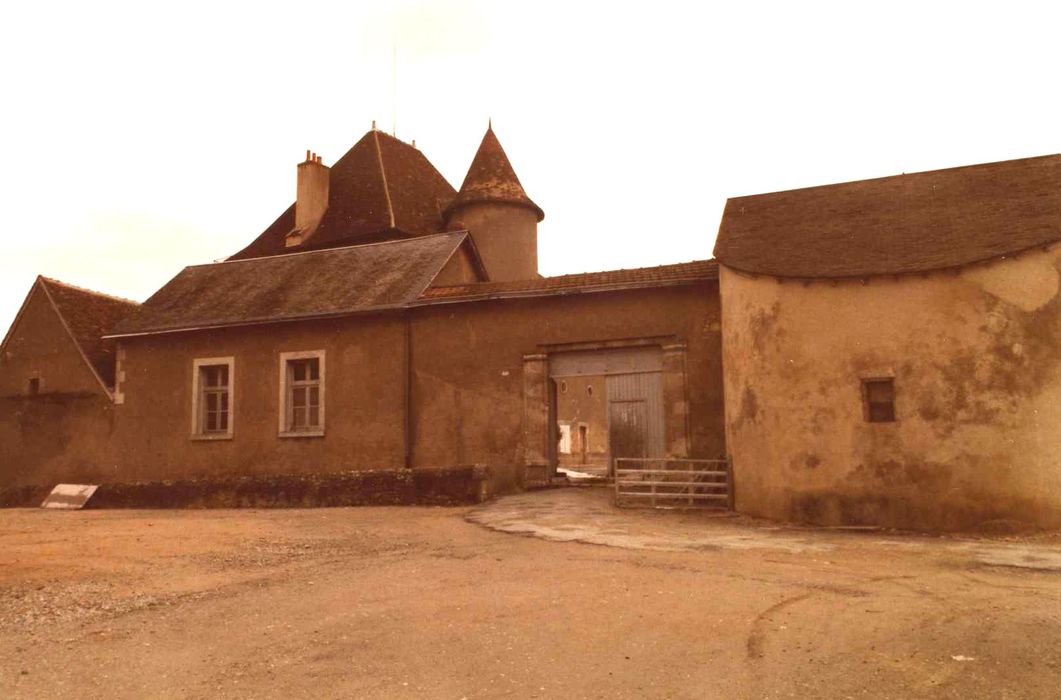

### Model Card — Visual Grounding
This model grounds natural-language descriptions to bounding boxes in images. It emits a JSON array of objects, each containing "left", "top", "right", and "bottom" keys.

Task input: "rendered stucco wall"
[
  {"left": 112, "top": 315, "right": 408, "bottom": 482},
  {"left": 3, "top": 282, "right": 725, "bottom": 498},
  {"left": 411, "top": 283, "right": 725, "bottom": 492},
  {"left": 0, "top": 394, "right": 118, "bottom": 488},
  {"left": 452, "top": 202, "right": 538, "bottom": 281},
  {"left": 0, "top": 285, "right": 117, "bottom": 488},
  {"left": 430, "top": 246, "right": 482, "bottom": 287},
  {"left": 0, "top": 286, "right": 104, "bottom": 397},
  {"left": 720, "top": 248, "right": 1061, "bottom": 531}
]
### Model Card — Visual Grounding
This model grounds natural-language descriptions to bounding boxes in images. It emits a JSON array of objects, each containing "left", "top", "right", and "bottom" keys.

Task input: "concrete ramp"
[{"left": 41, "top": 484, "right": 99, "bottom": 509}]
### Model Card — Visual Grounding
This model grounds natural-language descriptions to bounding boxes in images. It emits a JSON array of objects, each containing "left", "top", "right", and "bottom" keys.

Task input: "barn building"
[
  {"left": 714, "top": 154, "right": 1061, "bottom": 531},
  {"left": 1, "top": 125, "right": 725, "bottom": 500},
  {"left": 0, "top": 277, "right": 139, "bottom": 496}
]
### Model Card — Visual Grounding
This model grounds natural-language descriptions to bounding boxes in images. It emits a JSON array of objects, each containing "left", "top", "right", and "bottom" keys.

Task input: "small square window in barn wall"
[{"left": 862, "top": 378, "right": 896, "bottom": 423}]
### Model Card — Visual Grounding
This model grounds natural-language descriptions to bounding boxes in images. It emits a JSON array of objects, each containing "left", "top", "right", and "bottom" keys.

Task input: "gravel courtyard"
[{"left": 2, "top": 487, "right": 1060, "bottom": 699}]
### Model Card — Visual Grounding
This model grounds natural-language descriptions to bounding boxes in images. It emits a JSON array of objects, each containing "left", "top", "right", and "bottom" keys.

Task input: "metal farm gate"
[{"left": 614, "top": 458, "right": 732, "bottom": 509}]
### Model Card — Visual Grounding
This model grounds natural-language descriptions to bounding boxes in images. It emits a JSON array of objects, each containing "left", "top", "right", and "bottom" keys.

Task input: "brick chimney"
[{"left": 286, "top": 150, "right": 330, "bottom": 247}]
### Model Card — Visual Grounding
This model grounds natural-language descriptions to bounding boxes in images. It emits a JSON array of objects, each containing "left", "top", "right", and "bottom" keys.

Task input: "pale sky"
[{"left": 2, "top": 1, "right": 1060, "bottom": 334}]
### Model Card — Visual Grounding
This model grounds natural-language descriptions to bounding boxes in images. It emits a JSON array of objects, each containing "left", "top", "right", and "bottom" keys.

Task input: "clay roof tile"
[
  {"left": 444, "top": 125, "right": 544, "bottom": 222},
  {"left": 110, "top": 233, "right": 475, "bottom": 336},
  {"left": 37, "top": 278, "right": 139, "bottom": 387},
  {"left": 420, "top": 260, "right": 717, "bottom": 302},
  {"left": 230, "top": 130, "right": 457, "bottom": 261},
  {"left": 714, "top": 154, "right": 1061, "bottom": 278}
]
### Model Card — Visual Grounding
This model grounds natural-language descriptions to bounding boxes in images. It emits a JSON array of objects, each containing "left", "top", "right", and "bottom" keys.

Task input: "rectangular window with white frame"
[
  {"left": 191, "top": 357, "right": 234, "bottom": 439},
  {"left": 279, "top": 350, "right": 325, "bottom": 437}
]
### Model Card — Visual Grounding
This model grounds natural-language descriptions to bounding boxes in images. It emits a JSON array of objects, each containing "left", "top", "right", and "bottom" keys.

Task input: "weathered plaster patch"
[
  {"left": 961, "top": 253, "right": 1059, "bottom": 312},
  {"left": 851, "top": 459, "right": 954, "bottom": 492},
  {"left": 721, "top": 260, "right": 1061, "bottom": 531},
  {"left": 749, "top": 301, "right": 781, "bottom": 354},
  {"left": 734, "top": 386, "right": 759, "bottom": 428}
]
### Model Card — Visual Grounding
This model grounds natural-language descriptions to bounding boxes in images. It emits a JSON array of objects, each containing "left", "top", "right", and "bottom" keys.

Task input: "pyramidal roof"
[
  {"left": 445, "top": 124, "right": 544, "bottom": 222},
  {"left": 230, "top": 129, "right": 458, "bottom": 260}
]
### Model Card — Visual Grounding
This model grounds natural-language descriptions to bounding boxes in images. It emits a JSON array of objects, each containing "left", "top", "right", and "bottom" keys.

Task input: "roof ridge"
[
  {"left": 429, "top": 259, "right": 717, "bottom": 291},
  {"left": 39, "top": 276, "right": 140, "bottom": 306},
  {"left": 536, "top": 259, "right": 715, "bottom": 282},
  {"left": 727, "top": 153, "right": 1061, "bottom": 202},
  {"left": 373, "top": 130, "right": 417, "bottom": 149},
  {"left": 192, "top": 230, "right": 469, "bottom": 268},
  {"left": 373, "top": 130, "right": 397, "bottom": 228}
]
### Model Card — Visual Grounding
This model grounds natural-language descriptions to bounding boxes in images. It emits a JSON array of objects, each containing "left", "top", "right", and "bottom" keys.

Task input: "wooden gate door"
[{"left": 608, "top": 399, "right": 648, "bottom": 475}]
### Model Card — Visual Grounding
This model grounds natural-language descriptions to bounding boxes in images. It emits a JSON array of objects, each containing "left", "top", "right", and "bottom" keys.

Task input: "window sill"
[
  {"left": 278, "top": 430, "right": 325, "bottom": 439},
  {"left": 191, "top": 433, "right": 233, "bottom": 442}
]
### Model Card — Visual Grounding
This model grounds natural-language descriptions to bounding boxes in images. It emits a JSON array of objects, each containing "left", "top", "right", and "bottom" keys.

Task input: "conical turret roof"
[{"left": 444, "top": 124, "right": 544, "bottom": 222}]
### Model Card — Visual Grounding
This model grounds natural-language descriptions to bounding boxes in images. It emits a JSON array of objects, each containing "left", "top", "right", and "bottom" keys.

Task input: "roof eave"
[
  {"left": 444, "top": 194, "right": 544, "bottom": 222},
  {"left": 103, "top": 302, "right": 410, "bottom": 340},
  {"left": 715, "top": 238, "right": 1061, "bottom": 280}
]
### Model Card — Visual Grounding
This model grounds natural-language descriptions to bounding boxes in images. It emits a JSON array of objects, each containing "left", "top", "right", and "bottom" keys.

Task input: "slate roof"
[
  {"left": 714, "top": 154, "right": 1061, "bottom": 278},
  {"left": 230, "top": 130, "right": 457, "bottom": 260},
  {"left": 37, "top": 278, "right": 139, "bottom": 387},
  {"left": 109, "top": 233, "right": 474, "bottom": 337},
  {"left": 419, "top": 260, "right": 717, "bottom": 303},
  {"left": 444, "top": 125, "right": 544, "bottom": 222}
]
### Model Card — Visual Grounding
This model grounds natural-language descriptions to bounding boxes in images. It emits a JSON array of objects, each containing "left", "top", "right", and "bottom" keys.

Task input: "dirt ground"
[{"left": 2, "top": 487, "right": 1060, "bottom": 699}]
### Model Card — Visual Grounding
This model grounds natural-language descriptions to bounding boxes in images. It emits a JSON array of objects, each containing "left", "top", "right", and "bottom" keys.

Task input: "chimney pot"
[
  {"left": 291, "top": 149, "right": 330, "bottom": 247},
  {"left": 305, "top": 149, "right": 311, "bottom": 162}
]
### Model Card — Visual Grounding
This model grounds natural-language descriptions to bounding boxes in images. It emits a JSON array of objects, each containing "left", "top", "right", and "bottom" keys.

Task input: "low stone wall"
[{"left": 0, "top": 466, "right": 490, "bottom": 509}]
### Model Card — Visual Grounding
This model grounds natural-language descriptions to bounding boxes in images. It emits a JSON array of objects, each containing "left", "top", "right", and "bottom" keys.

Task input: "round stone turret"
[{"left": 444, "top": 124, "right": 543, "bottom": 281}]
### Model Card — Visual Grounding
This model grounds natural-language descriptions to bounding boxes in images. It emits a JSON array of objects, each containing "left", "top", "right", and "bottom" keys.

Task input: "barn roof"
[
  {"left": 444, "top": 125, "right": 544, "bottom": 222},
  {"left": 0, "top": 277, "right": 139, "bottom": 391},
  {"left": 419, "top": 260, "right": 717, "bottom": 303},
  {"left": 108, "top": 232, "right": 476, "bottom": 337},
  {"left": 37, "top": 279, "right": 140, "bottom": 386},
  {"left": 230, "top": 130, "right": 457, "bottom": 260},
  {"left": 713, "top": 154, "right": 1061, "bottom": 278}
]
